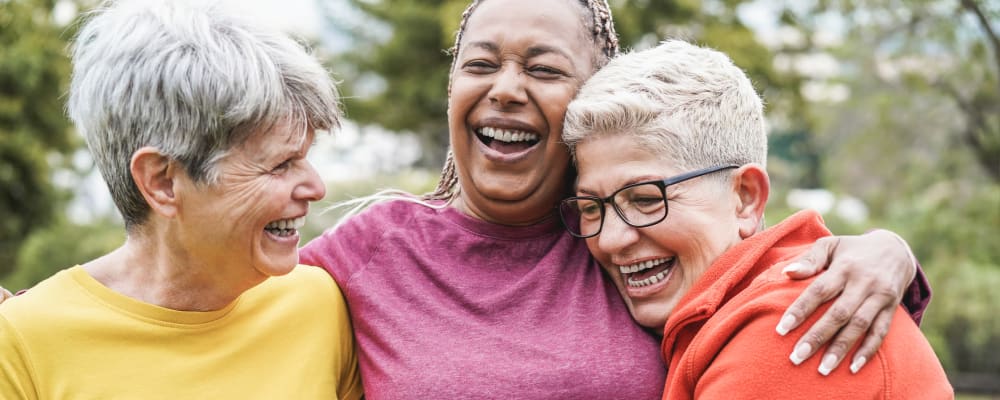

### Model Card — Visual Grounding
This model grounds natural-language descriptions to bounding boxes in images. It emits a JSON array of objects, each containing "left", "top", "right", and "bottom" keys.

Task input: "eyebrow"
[
  {"left": 465, "top": 41, "right": 573, "bottom": 62},
  {"left": 577, "top": 174, "right": 664, "bottom": 196}
]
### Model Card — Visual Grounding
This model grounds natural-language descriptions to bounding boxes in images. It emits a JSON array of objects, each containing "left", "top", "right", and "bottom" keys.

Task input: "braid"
[
  {"left": 583, "top": 0, "right": 620, "bottom": 62},
  {"left": 423, "top": 149, "right": 460, "bottom": 201},
  {"left": 445, "top": 0, "right": 484, "bottom": 98},
  {"left": 426, "top": 0, "right": 620, "bottom": 203},
  {"left": 424, "top": 0, "right": 483, "bottom": 202}
]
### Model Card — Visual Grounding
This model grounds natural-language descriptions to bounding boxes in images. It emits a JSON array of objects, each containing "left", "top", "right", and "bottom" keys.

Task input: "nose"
[
  {"left": 488, "top": 64, "right": 527, "bottom": 109},
  {"left": 595, "top": 207, "right": 640, "bottom": 256},
  {"left": 294, "top": 159, "right": 326, "bottom": 202}
]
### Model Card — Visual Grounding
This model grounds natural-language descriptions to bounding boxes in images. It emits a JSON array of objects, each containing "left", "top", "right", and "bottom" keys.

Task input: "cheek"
[
  {"left": 447, "top": 77, "right": 481, "bottom": 114},
  {"left": 541, "top": 91, "right": 574, "bottom": 128},
  {"left": 586, "top": 237, "right": 609, "bottom": 265},
  {"left": 223, "top": 179, "right": 277, "bottom": 216}
]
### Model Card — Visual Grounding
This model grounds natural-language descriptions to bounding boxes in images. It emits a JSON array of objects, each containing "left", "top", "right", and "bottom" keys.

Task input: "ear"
[
  {"left": 130, "top": 147, "right": 179, "bottom": 218},
  {"left": 732, "top": 164, "right": 770, "bottom": 239}
]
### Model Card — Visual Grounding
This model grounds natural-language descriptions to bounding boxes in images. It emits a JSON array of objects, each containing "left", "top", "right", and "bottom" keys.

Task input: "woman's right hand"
[{"left": 0, "top": 287, "right": 13, "bottom": 303}]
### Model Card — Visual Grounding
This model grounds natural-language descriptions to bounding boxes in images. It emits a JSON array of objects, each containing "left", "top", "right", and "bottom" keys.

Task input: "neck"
[
  {"left": 84, "top": 235, "right": 264, "bottom": 312},
  {"left": 453, "top": 194, "right": 558, "bottom": 226}
]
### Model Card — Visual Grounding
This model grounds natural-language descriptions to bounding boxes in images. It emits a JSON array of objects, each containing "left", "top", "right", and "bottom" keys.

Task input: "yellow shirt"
[{"left": 0, "top": 265, "right": 362, "bottom": 399}]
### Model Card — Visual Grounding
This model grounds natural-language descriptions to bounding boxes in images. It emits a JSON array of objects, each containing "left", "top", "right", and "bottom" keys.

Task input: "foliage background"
[{"left": 1, "top": 0, "right": 997, "bottom": 393}]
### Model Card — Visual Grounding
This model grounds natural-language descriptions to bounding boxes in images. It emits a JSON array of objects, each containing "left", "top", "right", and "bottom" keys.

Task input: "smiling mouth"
[
  {"left": 619, "top": 257, "right": 676, "bottom": 288},
  {"left": 264, "top": 216, "right": 305, "bottom": 238},
  {"left": 475, "top": 127, "right": 540, "bottom": 153}
]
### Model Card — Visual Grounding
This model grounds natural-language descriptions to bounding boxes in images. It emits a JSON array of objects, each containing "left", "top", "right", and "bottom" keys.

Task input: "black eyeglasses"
[{"left": 558, "top": 165, "right": 740, "bottom": 238}]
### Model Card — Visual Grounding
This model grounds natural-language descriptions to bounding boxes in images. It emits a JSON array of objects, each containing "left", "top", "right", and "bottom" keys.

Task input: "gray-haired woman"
[{"left": 0, "top": 1, "right": 360, "bottom": 398}]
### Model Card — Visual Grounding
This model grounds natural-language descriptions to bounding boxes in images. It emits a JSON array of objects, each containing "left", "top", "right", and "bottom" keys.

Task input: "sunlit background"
[{"left": 2, "top": 0, "right": 997, "bottom": 396}]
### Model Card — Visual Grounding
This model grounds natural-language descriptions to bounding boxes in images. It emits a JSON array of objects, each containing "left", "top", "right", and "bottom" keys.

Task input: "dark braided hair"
[{"left": 423, "top": 0, "right": 620, "bottom": 202}]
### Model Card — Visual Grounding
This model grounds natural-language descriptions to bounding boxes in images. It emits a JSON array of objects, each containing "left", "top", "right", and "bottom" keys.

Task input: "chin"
[
  {"left": 256, "top": 254, "right": 299, "bottom": 277},
  {"left": 633, "top": 303, "right": 672, "bottom": 330}
]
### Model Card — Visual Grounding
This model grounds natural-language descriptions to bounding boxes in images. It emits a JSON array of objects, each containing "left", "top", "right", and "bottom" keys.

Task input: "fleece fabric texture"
[{"left": 660, "top": 210, "right": 952, "bottom": 399}]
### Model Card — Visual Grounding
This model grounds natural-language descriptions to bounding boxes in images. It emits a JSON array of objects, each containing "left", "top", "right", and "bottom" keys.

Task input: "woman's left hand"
[{"left": 775, "top": 229, "right": 917, "bottom": 376}]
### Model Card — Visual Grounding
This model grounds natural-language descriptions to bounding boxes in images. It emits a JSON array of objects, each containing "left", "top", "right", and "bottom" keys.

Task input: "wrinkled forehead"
[{"left": 462, "top": 0, "right": 596, "bottom": 54}]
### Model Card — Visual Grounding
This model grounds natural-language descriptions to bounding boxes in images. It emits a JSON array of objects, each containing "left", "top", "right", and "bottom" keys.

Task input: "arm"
[
  {"left": 326, "top": 277, "right": 364, "bottom": 400},
  {"left": 0, "top": 316, "right": 39, "bottom": 400},
  {"left": 775, "top": 229, "right": 924, "bottom": 375}
]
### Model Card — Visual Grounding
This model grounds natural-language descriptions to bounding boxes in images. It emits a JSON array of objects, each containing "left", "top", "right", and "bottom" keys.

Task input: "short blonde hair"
[{"left": 563, "top": 40, "right": 767, "bottom": 171}]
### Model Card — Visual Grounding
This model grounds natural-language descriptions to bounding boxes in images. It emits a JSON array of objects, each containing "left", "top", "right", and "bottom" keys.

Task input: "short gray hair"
[
  {"left": 563, "top": 40, "right": 766, "bottom": 173},
  {"left": 68, "top": 0, "right": 341, "bottom": 230}
]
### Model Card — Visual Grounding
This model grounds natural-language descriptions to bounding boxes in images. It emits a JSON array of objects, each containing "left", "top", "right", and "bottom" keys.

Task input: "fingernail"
[
  {"left": 782, "top": 262, "right": 803, "bottom": 274},
  {"left": 776, "top": 314, "right": 796, "bottom": 336},
  {"left": 818, "top": 354, "right": 838, "bottom": 376},
  {"left": 790, "top": 343, "right": 811, "bottom": 365},
  {"left": 850, "top": 356, "right": 867, "bottom": 374}
]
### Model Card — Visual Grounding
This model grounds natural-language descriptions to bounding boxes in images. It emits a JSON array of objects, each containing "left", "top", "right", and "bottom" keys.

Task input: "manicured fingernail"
[
  {"left": 850, "top": 356, "right": 867, "bottom": 374},
  {"left": 818, "top": 354, "right": 838, "bottom": 376},
  {"left": 782, "top": 262, "right": 803, "bottom": 274},
  {"left": 790, "top": 343, "right": 811, "bottom": 365},
  {"left": 776, "top": 314, "right": 796, "bottom": 336}
]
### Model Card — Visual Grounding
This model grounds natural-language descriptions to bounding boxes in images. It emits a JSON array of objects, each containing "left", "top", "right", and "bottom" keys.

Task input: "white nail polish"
[
  {"left": 782, "top": 262, "right": 803, "bottom": 274},
  {"left": 776, "top": 314, "right": 796, "bottom": 335},
  {"left": 818, "top": 354, "right": 837, "bottom": 376},
  {"left": 790, "top": 343, "right": 811, "bottom": 365},
  {"left": 850, "top": 357, "right": 867, "bottom": 374}
]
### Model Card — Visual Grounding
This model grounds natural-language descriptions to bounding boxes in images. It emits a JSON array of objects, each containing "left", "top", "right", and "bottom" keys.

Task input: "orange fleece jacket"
[{"left": 660, "top": 210, "right": 952, "bottom": 399}]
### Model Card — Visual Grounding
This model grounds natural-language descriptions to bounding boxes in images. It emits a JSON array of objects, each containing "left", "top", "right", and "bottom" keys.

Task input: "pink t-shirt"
[{"left": 301, "top": 200, "right": 666, "bottom": 399}]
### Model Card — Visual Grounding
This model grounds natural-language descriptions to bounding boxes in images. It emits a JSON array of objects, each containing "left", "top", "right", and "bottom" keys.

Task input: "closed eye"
[
  {"left": 271, "top": 159, "right": 293, "bottom": 174},
  {"left": 527, "top": 64, "right": 565, "bottom": 79},
  {"left": 463, "top": 60, "right": 498, "bottom": 74}
]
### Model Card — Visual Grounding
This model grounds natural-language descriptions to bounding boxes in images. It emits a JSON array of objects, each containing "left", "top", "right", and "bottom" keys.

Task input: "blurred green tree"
[
  {"left": 798, "top": 0, "right": 999, "bottom": 186},
  {"left": 0, "top": 0, "right": 77, "bottom": 278},
  {"left": 3, "top": 218, "right": 124, "bottom": 291},
  {"left": 770, "top": 0, "right": 1000, "bottom": 378}
]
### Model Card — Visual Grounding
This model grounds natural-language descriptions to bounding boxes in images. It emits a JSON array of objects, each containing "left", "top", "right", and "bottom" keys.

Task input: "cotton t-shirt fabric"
[
  {"left": 0, "top": 265, "right": 363, "bottom": 400},
  {"left": 300, "top": 200, "right": 667, "bottom": 399},
  {"left": 660, "top": 210, "right": 952, "bottom": 399}
]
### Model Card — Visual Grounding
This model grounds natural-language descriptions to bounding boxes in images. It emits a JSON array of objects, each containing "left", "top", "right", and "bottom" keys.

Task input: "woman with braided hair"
[{"left": 300, "top": 0, "right": 930, "bottom": 397}]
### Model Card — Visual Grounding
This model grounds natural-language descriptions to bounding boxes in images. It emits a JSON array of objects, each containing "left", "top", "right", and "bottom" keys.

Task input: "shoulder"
[
  {"left": 343, "top": 198, "right": 431, "bottom": 228},
  {"left": 240, "top": 266, "right": 352, "bottom": 329},
  {"left": 299, "top": 199, "right": 441, "bottom": 272},
  {"left": 254, "top": 265, "right": 343, "bottom": 304},
  {"left": 692, "top": 263, "right": 951, "bottom": 398},
  {"left": 302, "top": 199, "right": 428, "bottom": 252},
  {"left": 686, "top": 273, "right": 862, "bottom": 398},
  {"left": 0, "top": 268, "right": 78, "bottom": 323}
]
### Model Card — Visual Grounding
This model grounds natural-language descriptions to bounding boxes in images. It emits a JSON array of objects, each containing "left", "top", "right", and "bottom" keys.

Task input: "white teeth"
[
  {"left": 265, "top": 216, "right": 305, "bottom": 231},
  {"left": 616, "top": 257, "right": 674, "bottom": 288},
  {"left": 618, "top": 258, "right": 671, "bottom": 274},
  {"left": 626, "top": 269, "right": 671, "bottom": 288},
  {"left": 479, "top": 127, "right": 539, "bottom": 143}
]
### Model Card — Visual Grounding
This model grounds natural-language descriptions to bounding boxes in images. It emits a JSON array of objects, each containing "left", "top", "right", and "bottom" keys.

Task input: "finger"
[
  {"left": 848, "top": 304, "right": 895, "bottom": 374},
  {"left": 0, "top": 287, "right": 12, "bottom": 303},
  {"left": 777, "top": 270, "right": 846, "bottom": 336},
  {"left": 816, "top": 297, "right": 889, "bottom": 375},
  {"left": 784, "top": 236, "right": 839, "bottom": 279},
  {"left": 788, "top": 284, "right": 865, "bottom": 366}
]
